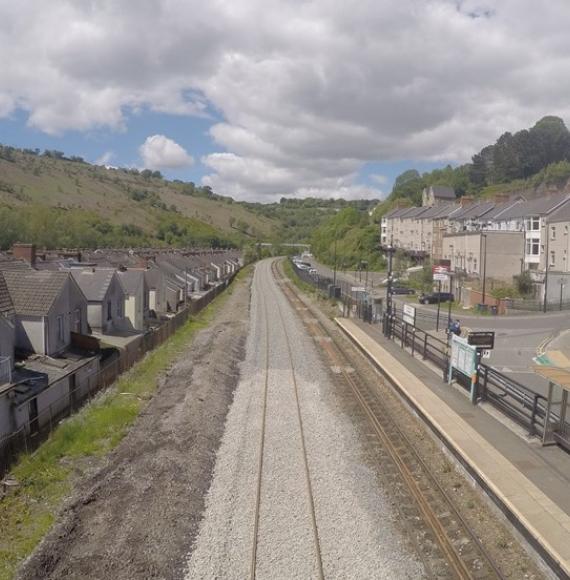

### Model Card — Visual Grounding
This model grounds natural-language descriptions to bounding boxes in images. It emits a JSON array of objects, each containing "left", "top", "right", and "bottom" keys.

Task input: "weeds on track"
[{"left": 0, "top": 266, "right": 251, "bottom": 580}]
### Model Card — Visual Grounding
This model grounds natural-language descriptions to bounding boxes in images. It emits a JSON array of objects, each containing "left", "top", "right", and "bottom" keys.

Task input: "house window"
[
  {"left": 107, "top": 301, "right": 112, "bottom": 321},
  {"left": 117, "top": 300, "right": 123, "bottom": 318},
  {"left": 525, "top": 217, "right": 540, "bottom": 231},
  {"left": 551, "top": 226, "right": 556, "bottom": 240},
  {"left": 57, "top": 315, "right": 64, "bottom": 343},
  {"left": 525, "top": 239, "right": 540, "bottom": 255},
  {"left": 550, "top": 251, "right": 556, "bottom": 267}
]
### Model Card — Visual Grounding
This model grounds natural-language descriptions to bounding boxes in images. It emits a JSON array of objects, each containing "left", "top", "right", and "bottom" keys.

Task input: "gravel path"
[{"left": 185, "top": 260, "right": 424, "bottom": 579}]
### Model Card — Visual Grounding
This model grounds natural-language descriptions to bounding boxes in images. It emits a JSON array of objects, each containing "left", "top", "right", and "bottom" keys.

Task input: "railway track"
[
  {"left": 275, "top": 259, "right": 506, "bottom": 580},
  {"left": 250, "top": 264, "right": 324, "bottom": 580}
]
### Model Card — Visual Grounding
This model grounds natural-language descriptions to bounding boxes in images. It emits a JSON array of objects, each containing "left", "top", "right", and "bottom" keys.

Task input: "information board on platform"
[{"left": 450, "top": 335, "right": 476, "bottom": 378}]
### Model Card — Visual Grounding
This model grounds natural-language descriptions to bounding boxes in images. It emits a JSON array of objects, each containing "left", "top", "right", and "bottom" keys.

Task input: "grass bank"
[
  {"left": 282, "top": 258, "right": 319, "bottom": 296},
  {"left": 0, "top": 266, "right": 251, "bottom": 580}
]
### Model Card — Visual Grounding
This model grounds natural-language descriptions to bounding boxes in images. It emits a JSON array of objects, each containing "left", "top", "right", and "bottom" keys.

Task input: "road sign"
[
  {"left": 481, "top": 349, "right": 491, "bottom": 359},
  {"left": 432, "top": 264, "right": 450, "bottom": 282},
  {"left": 467, "top": 331, "right": 495, "bottom": 349},
  {"left": 402, "top": 303, "right": 416, "bottom": 326}
]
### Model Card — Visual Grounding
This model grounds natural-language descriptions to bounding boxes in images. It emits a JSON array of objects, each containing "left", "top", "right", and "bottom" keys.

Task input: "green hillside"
[{"left": 0, "top": 146, "right": 277, "bottom": 248}]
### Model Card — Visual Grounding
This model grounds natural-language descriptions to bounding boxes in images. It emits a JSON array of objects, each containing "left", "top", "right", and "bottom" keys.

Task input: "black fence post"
[{"left": 530, "top": 394, "right": 539, "bottom": 436}]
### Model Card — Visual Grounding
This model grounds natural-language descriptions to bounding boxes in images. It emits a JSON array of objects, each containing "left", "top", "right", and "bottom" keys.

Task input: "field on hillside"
[{"left": 0, "top": 151, "right": 275, "bottom": 239}]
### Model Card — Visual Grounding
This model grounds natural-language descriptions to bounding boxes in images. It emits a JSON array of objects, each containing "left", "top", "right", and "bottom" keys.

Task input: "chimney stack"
[
  {"left": 459, "top": 195, "right": 474, "bottom": 208},
  {"left": 12, "top": 243, "right": 36, "bottom": 266}
]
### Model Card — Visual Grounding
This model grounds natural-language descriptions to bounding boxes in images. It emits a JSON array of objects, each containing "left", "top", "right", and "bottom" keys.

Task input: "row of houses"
[
  {"left": 0, "top": 244, "right": 242, "bottom": 449},
  {"left": 381, "top": 186, "right": 570, "bottom": 301}
]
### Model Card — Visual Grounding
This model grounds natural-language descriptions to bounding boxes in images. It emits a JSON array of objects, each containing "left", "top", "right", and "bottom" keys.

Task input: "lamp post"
[
  {"left": 333, "top": 233, "right": 338, "bottom": 287},
  {"left": 481, "top": 233, "right": 488, "bottom": 306},
  {"left": 544, "top": 223, "right": 550, "bottom": 313},
  {"left": 384, "top": 237, "right": 396, "bottom": 337}
]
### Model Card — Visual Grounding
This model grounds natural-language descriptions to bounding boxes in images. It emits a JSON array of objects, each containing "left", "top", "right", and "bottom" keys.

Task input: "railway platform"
[{"left": 337, "top": 317, "right": 570, "bottom": 579}]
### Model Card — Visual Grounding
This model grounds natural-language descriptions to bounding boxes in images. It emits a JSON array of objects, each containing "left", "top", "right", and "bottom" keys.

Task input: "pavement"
[{"left": 337, "top": 317, "right": 570, "bottom": 579}]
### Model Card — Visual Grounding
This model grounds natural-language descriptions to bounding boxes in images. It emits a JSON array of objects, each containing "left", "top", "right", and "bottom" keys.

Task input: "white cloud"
[
  {"left": 2, "top": 1, "right": 570, "bottom": 198},
  {"left": 139, "top": 135, "right": 194, "bottom": 169}
]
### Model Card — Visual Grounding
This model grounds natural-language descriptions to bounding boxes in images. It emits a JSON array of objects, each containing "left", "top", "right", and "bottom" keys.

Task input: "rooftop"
[
  {"left": 71, "top": 268, "right": 117, "bottom": 302},
  {"left": 3, "top": 270, "right": 70, "bottom": 316}
]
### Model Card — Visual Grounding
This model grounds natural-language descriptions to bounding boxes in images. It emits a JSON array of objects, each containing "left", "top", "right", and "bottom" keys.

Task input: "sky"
[{"left": 1, "top": 0, "right": 570, "bottom": 202}]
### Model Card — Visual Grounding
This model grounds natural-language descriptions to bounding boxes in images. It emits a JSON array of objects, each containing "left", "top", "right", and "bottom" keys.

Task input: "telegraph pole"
[{"left": 384, "top": 237, "right": 395, "bottom": 337}]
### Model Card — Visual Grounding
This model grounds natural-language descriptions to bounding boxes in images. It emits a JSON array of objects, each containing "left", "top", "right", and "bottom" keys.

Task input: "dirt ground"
[{"left": 16, "top": 272, "right": 252, "bottom": 580}]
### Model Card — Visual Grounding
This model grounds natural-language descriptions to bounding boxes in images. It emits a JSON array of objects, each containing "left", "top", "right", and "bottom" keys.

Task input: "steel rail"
[
  {"left": 270, "top": 260, "right": 325, "bottom": 580},
  {"left": 251, "top": 261, "right": 325, "bottom": 580},
  {"left": 279, "top": 259, "right": 506, "bottom": 580},
  {"left": 250, "top": 272, "right": 271, "bottom": 580}
]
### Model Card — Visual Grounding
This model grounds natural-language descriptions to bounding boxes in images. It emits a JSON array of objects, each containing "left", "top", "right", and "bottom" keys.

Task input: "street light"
[{"left": 481, "top": 233, "right": 488, "bottom": 306}]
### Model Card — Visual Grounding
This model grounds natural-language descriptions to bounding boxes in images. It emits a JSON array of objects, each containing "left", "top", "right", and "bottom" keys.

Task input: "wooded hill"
[{"left": 375, "top": 116, "right": 570, "bottom": 217}]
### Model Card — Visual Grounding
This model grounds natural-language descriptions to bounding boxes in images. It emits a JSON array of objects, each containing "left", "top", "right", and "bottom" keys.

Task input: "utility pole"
[
  {"left": 384, "top": 237, "right": 395, "bottom": 337},
  {"left": 333, "top": 233, "right": 338, "bottom": 286},
  {"left": 544, "top": 223, "right": 550, "bottom": 313},
  {"left": 481, "top": 233, "right": 488, "bottom": 306}
]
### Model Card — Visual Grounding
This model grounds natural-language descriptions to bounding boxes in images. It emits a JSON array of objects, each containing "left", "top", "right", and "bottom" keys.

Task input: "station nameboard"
[{"left": 467, "top": 331, "right": 495, "bottom": 350}]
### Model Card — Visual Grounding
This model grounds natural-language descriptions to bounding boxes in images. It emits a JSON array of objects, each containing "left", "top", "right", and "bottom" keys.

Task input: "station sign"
[
  {"left": 402, "top": 303, "right": 416, "bottom": 326},
  {"left": 432, "top": 264, "right": 450, "bottom": 282},
  {"left": 467, "top": 331, "right": 495, "bottom": 350},
  {"left": 351, "top": 286, "right": 366, "bottom": 293}
]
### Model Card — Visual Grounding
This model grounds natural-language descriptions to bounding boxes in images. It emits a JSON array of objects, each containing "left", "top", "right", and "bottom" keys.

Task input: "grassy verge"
[
  {"left": 282, "top": 258, "right": 320, "bottom": 297},
  {"left": 0, "top": 266, "right": 251, "bottom": 580}
]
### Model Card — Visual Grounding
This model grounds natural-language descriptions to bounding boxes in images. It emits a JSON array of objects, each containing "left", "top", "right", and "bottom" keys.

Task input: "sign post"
[
  {"left": 402, "top": 303, "right": 416, "bottom": 326},
  {"left": 432, "top": 264, "right": 450, "bottom": 332}
]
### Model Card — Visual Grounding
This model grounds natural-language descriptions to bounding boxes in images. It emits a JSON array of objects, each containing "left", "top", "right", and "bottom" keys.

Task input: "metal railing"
[
  {"left": 388, "top": 313, "right": 549, "bottom": 438},
  {"left": 291, "top": 261, "right": 379, "bottom": 323}
]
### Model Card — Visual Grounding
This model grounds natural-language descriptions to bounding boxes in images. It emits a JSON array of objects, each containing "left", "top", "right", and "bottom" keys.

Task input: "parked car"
[
  {"left": 391, "top": 287, "right": 416, "bottom": 295},
  {"left": 419, "top": 291, "right": 454, "bottom": 304}
]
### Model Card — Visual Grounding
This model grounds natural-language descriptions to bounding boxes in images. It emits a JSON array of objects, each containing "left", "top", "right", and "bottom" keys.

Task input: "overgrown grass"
[
  {"left": 0, "top": 266, "right": 251, "bottom": 580},
  {"left": 282, "top": 258, "right": 319, "bottom": 296}
]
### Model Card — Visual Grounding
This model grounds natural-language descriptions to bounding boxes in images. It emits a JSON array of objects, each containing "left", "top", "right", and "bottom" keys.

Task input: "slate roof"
[
  {"left": 144, "top": 268, "right": 163, "bottom": 289},
  {"left": 400, "top": 206, "right": 429, "bottom": 219},
  {"left": 3, "top": 270, "right": 69, "bottom": 316},
  {"left": 117, "top": 270, "right": 144, "bottom": 295},
  {"left": 452, "top": 201, "right": 496, "bottom": 220},
  {"left": 0, "top": 258, "right": 34, "bottom": 271},
  {"left": 547, "top": 200, "right": 570, "bottom": 224},
  {"left": 496, "top": 193, "right": 569, "bottom": 220},
  {"left": 0, "top": 272, "right": 15, "bottom": 317},
  {"left": 429, "top": 185, "right": 456, "bottom": 199},
  {"left": 71, "top": 269, "right": 117, "bottom": 302}
]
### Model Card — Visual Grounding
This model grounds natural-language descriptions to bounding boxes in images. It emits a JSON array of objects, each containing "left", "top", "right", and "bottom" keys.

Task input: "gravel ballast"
[{"left": 185, "top": 260, "right": 425, "bottom": 579}]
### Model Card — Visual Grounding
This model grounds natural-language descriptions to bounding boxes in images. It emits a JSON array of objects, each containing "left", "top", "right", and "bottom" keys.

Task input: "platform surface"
[{"left": 337, "top": 318, "right": 570, "bottom": 578}]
